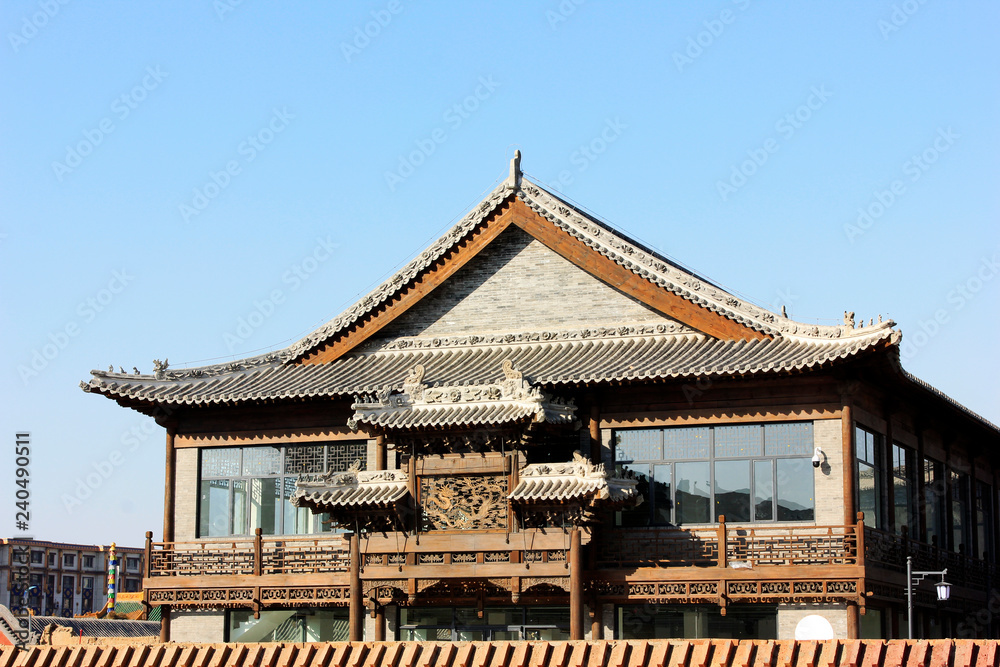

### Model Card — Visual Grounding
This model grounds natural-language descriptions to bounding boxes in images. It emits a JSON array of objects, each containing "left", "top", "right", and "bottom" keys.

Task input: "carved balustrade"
[{"left": 597, "top": 518, "right": 862, "bottom": 569}]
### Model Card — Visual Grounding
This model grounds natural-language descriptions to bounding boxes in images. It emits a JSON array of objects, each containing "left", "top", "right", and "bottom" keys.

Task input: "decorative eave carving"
[
  {"left": 347, "top": 360, "right": 577, "bottom": 431},
  {"left": 510, "top": 451, "right": 642, "bottom": 507},
  {"left": 292, "top": 459, "right": 410, "bottom": 517}
]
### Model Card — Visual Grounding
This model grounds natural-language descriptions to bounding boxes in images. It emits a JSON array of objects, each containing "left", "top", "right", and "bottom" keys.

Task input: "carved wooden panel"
[{"left": 420, "top": 474, "right": 508, "bottom": 530}]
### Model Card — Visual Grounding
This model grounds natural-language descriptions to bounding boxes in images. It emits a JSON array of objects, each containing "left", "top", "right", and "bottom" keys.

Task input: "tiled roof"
[
  {"left": 1, "top": 639, "right": 997, "bottom": 667},
  {"left": 510, "top": 452, "right": 641, "bottom": 505},
  {"left": 29, "top": 616, "right": 160, "bottom": 639},
  {"left": 81, "top": 159, "right": 905, "bottom": 413},
  {"left": 293, "top": 467, "right": 409, "bottom": 513},
  {"left": 81, "top": 329, "right": 896, "bottom": 409}
]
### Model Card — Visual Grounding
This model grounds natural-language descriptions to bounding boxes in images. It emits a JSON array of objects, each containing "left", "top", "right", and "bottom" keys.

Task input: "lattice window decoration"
[
  {"left": 420, "top": 474, "right": 508, "bottom": 530},
  {"left": 328, "top": 441, "right": 369, "bottom": 472},
  {"left": 202, "top": 448, "right": 242, "bottom": 477},
  {"left": 714, "top": 424, "right": 763, "bottom": 458},
  {"left": 242, "top": 447, "right": 282, "bottom": 476},
  {"left": 284, "top": 445, "right": 327, "bottom": 474},
  {"left": 662, "top": 427, "right": 711, "bottom": 460},
  {"left": 764, "top": 422, "right": 814, "bottom": 457}
]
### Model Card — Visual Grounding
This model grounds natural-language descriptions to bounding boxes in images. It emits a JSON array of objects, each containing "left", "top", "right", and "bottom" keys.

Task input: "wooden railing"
[
  {"left": 145, "top": 530, "right": 349, "bottom": 578},
  {"left": 596, "top": 516, "right": 863, "bottom": 569}
]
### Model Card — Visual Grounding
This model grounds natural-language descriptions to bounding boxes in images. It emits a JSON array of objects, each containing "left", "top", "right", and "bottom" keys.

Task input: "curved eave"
[{"left": 81, "top": 329, "right": 898, "bottom": 410}]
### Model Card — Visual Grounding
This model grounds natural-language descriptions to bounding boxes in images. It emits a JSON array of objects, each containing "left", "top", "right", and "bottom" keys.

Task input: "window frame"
[
  {"left": 613, "top": 422, "right": 816, "bottom": 526},
  {"left": 197, "top": 442, "right": 368, "bottom": 538}
]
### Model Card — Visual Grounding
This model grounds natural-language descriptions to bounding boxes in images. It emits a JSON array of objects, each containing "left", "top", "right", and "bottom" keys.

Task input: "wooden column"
[
  {"left": 570, "top": 528, "right": 583, "bottom": 640},
  {"left": 376, "top": 435, "right": 386, "bottom": 471},
  {"left": 374, "top": 605, "right": 385, "bottom": 641},
  {"left": 842, "top": 401, "right": 857, "bottom": 526},
  {"left": 159, "top": 605, "right": 170, "bottom": 642},
  {"left": 847, "top": 601, "right": 859, "bottom": 639},
  {"left": 349, "top": 532, "right": 362, "bottom": 641},
  {"left": 590, "top": 602, "right": 602, "bottom": 640},
  {"left": 589, "top": 402, "right": 601, "bottom": 463},
  {"left": 163, "top": 425, "right": 176, "bottom": 543}
]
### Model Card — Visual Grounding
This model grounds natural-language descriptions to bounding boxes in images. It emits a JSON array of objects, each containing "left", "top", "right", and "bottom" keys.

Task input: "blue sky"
[{"left": 1, "top": 1, "right": 998, "bottom": 547}]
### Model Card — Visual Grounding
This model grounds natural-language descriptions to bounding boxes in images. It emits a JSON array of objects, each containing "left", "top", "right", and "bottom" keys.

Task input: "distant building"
[
  {"left": 82, "top": 154, "right": 999, "bottom": 642},
  {"left": 0, "top": 539, "right": 144, "bottom": 617}
]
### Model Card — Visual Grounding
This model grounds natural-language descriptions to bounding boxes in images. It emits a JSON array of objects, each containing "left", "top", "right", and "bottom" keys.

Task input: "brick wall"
[
  {"left": 171, "top": 609, "right": 225, "bottom": 642},
  {"left": 381, "top": 226, "right": 676, "bottom": 340},
  {"left": 813, "top": 419, "right": 845, "bottom": 525},
  {"left": 174, "top": 448, "right": 198, "bottom": 541}
]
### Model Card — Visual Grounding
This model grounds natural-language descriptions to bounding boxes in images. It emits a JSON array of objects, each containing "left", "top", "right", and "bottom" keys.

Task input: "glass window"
[
  {"left": 776, "top": 458, "right": 815, "bottom": 521},
  {"left": 975, "top": 481, "right": 993, "bottom": 561},
  {"left": 63, "top": 554, "right": 76, "bottom": 567},
  {"left": 30, "top": 551, "right": 43, "bottom": 564},
  {"left": 754, "top": 460, "right": 773, "bottom": 520},
  {"left": 714, "top": 460, "right": 750, "bottom": 522},
  {"left": 951, "top": 471, "right": 971, "bottom": 554},
  {"left": 198, "top": 443, "right": 367, "bottom": 537},
  {"left": 856, "top": 426, "right": 884, "bottom": 529},
  {"left": 614, "top": 423, "right": 815, "bottom": 525},
  {"left": 229, "top": 609, "right": 348, "bottom": 642},
  {"left": 83, "top": 555, "right": 95, "bottom": 569},
  {"left": 618, "top": 605, "right": 776, "bottom": 639},
  {"left": 891, "top": 443, "right": 916, "bottom": 536},
  {"left": 923, "top": 458, "right": 945, "bottom": 547}
]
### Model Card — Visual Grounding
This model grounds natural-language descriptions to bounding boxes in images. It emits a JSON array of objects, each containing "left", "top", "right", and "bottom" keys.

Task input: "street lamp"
[{"left": 906, "top": 556, "right": 952, "bottom": 639}]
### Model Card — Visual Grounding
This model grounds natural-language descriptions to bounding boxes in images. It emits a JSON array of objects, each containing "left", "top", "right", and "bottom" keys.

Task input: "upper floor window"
[
  {"left": 614, "top": 422, "right": 815, "bottom": 526},
  {"left": 951, "top": 470, "right": 972, "bottom": 555},
  {"left": 856, "top": 426, "right": 885, "bottom": 529},
  {"left": 891, "top": 442, "right": 917, "bottom": 536},
  {"left": 923, "top": 457, "right": 946, "bottom": 547},
  {"left": 199, "top": 442, "right": 368, "bottom": 537},
  {"left": 82, "top": 555, "right": 96, "bottom": 569},
  {"left": 30, "top": 551, "right": 43, "bottom": 564},
  {"left": 126, "top": 557, "right": 140, "bottom": 572},
  {"left": 63, "top": 554, "right": 76, "bottom": 568},
  {"left": 47, "top": 553, "right": 56, "bottom": 567}
]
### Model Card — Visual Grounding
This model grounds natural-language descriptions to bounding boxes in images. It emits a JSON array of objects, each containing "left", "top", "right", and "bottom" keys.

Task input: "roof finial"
[{"left": 507, "top": 149, "right": 521, "bottom": 190}]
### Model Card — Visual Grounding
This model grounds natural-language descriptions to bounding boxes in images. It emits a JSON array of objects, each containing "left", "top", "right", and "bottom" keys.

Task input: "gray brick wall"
[
  {"left": 381, "top": 226, "right": 676, "bottom": 339},
  {"left": 174, "top": 448, "right": 198, "bottom": 541},
  {"left": 813, "top": 419, "right": 845, "bottom": 525},
  {"left": 171, "top": 609, "right": 226, "bottom": 642}
]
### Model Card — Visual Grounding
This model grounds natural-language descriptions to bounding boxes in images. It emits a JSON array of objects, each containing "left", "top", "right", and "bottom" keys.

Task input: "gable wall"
[{"left": 379, "top": 225, "right": 678, "bottom": 340}]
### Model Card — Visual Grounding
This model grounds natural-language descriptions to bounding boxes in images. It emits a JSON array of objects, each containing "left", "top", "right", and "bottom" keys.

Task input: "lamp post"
[{"left": 906, "top": 556, "right": 951, "bottom": 639}]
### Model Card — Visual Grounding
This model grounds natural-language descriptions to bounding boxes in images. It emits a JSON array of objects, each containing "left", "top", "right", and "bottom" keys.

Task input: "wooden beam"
[
  {"left": 506, "top": 198, "right": 768, "bottom": 341},
  {"left": 298, "top": 197, "right": 518, "bottom": 365}
]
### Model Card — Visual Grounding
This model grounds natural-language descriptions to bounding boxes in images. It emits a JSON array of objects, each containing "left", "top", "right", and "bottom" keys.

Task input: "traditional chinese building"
[{"left": 81, "top": 154, "right": 999, "bottom": 643}]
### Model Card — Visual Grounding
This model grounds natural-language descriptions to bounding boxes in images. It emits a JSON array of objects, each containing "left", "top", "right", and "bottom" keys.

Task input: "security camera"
[{"left": 812, "top": 447, "right": 824, "bottom": 468}]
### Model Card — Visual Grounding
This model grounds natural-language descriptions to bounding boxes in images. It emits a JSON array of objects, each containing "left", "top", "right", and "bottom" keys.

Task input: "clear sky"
[{"left": 1, "top": 2, "right": 998, "bottom": 547}]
